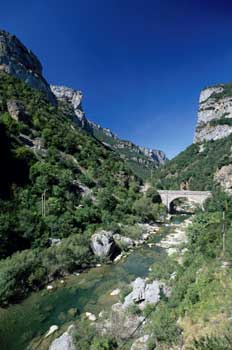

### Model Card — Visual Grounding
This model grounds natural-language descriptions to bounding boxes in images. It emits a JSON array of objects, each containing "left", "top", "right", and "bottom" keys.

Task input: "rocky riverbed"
[
  {"left": 156, "top": 217, "right": 192, "bottom": 260},
  {"left": 0, "top": 216, "right": 191, "bottom": 350}
]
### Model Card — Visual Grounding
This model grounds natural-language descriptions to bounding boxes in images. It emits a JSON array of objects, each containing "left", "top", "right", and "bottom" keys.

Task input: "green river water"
[{"left": 0, "top": 218, "right": 183, "bottom": 350}]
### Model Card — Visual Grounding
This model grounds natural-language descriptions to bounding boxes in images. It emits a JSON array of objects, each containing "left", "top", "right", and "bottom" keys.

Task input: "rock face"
[
  {"left": 113, "top": 234, "right": 134, "bottom": 249},
  {"left": 7, "top": 100, "right": 28, "bottom": 122},
  {"left": 194, "top": 83, "right": 232, "bottom": 143},
  {"left": 214, "top": 164, "right": 232, "bottom": 194},
  {"left": 91, "top": 230, "right": 117, "bottom": 259},
  {"left": 97, "top": 302, "right": 145, "bottom": 340},
  {"left": 97, "top": 277, "right": 169, "bottom": 342},
  {"left": 138, "top": 147, "right": 167, "bottom": 165},
  {"left": 0, "top": 30, "right": 56, "bottom": 105},
  {"left": 49, "top": 325, "right": 75, "bottom": 350},
  {"left": 0, "top": 30, "right": 166, "bottom": 178},
  {"left": 51, "top": 85, "right": 85, "bottom": 125},
  {"left": 123, "top": 277, "right": 169, "bottom": 310},
  {"left": 131, "top": 335, "right": 149, "bottom": 350},
  {"left": 51, "top": 84, "right": 167, "bottom": 177}
]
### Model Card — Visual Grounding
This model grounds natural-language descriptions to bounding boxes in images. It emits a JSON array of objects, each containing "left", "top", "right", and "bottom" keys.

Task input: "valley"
[
  {"left": 1, "top": 28, "right": 232, "bottom": 350},
  {"left": 0, "top": 216, "right": 188, "bottom": 350}
]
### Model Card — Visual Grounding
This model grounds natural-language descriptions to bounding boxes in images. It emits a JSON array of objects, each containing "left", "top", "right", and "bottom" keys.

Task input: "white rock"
[
  {"left": 47, "top": 285, "right": 53, "bottom": 290},
  {"left": 123, "top": 277, "right": 169, "bottom": 310},
  {"left": 91, "top": 230, "right": 116, "bottom": 258},
  {"left": 170, "top": 271, "right": 177, "bottom": 280},
  {"left": 49, "top": 325, "right": 75, "bottom": 350},
  {"left": 51, "top": 85, "right": 84, "bottom": 123},
  {"left": 0, "top": 31, "right": 56, "bottom": 105},
  {"left": 131, "top": 335, "right": 149, "bottom": 350},
  {"left": 49, "top": 238, "right": 61, "bottom": 246},
  {"left": 85, "top": 312, "right": 96, "bottom": 321},
  {"left": 113, "top": 234, "right": 134, "bottom": 248},
  {"left": 114, "top": 253, "right": 123, "bottom": 262},
  {"left": 110, "top": 288, "right": 121, "bottom": 296},
  {"left": 98, "top": 311, "right": 105, "bottom": 318},
  {"left": 45, "top": 325, "right": 59, "bottom": 338}
]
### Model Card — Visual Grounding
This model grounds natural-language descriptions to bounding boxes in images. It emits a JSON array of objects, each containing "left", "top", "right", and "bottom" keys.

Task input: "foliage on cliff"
[
  {"left": 0, "top": 72, "right": 166, "bottom": 305},
  {"left": 153, "top": 135, "right": 232, "bottom": 191}
]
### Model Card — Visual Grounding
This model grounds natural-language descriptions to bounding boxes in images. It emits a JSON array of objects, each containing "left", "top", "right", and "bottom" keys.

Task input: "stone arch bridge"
[{"left": 157, "top": 190, "right": 211, "bottom": 212}]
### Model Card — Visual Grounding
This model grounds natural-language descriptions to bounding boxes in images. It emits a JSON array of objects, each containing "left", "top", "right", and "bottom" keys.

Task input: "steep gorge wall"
[
  {"left": 51, "top": 85, "right": 167, "bottom": 174},
  {"left": 194, "top": 83, "right": 232, "bottom": 143},
  {"left": 0, "top": 30, "right": 56, "bottom": 105}
]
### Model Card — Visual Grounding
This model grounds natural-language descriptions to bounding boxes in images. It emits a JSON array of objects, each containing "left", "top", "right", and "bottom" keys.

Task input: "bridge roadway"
[{"left": 157, "top": 190, "right": 211, "bottom": 212}]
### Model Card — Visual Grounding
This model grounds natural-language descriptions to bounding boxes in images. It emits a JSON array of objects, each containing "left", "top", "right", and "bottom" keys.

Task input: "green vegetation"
[
  {"left": 0, "top": 72, "right": 165, "bottom": 306},
  {"left": 209, "top": 116, "right": 232, "bottom": 127},
  {"left": 146, "top": 190, "right": 232, "bottom": 349},
  {"left": 190, "top": 329, "right": 232, "bottom": 350},
  {"left": 91, "top": 126, "right": 159, "bottom": 179},
  {"left": 211, "top": 82, "right": 232, "bottom": 100},
  {"left": 153, "top": 135, "right": 232, "bottom": 190},
  {"left": 74, "top": 320, "right": 118, "bottom": 350},
  {"left": 2, "top": 70, "right": 232, "bottom": 350}
]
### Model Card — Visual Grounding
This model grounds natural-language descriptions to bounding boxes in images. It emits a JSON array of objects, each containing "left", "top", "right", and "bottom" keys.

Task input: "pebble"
[{"left": 114, "top": 253, "right": 123, "bottom": 262}]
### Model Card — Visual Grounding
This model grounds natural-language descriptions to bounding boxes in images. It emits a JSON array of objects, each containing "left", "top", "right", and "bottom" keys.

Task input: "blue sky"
[{"left": 1, "top": 0, "right": 232, "bottom": 158}]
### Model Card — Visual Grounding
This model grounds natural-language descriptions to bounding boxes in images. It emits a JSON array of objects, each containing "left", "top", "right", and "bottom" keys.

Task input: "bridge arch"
[{"left": 157, "top": 190, "right": 211, "bottom": 212}]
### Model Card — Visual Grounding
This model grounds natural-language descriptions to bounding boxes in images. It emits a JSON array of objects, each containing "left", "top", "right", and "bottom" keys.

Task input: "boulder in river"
[
  {"left": 123, "top": 277, "right": 170, "bottom": 310},
  {"left": 85, "top": 312, "right": 97, "bottom": 321},
  {"left": 113, "top": 234, "right": 135, "bottom": 249},
  {"left": 110, "top": 288, "right": 121, "bottom": 296},
  {"left": 91, "top": 230, "right": 118, "bottom": 259},
  {"left": 49, "top": 325, "right": 75, "bottom": 350},
  {"left": 96, "top": 302, "right": 145, "bottom": 340},
  {"left": 45, "top": 325, "right": 59, "bottom": 338}
]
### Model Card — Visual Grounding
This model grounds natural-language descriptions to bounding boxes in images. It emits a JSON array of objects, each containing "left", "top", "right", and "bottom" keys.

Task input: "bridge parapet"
[
  {"left": 157, "top": 190, "right": 211, "bottom": 212},
  {"left": 158, "top": 190, "right": 211, "bottom": 196}
]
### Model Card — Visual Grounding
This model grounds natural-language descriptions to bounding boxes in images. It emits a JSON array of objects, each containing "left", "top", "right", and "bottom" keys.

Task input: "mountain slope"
[
  {"left": 194, "top": 82, "right": 232, "bottom": 143},
  {"left": 51, "top": 85, "right": 167, "bottom": 179},
  {"left": 154, "top": 81, "right": 232, "bottom": 192},
  {"left": 0, "top": 31, "right": 166, "bottom": 307},
  {"left": 0, "top": 30, "right": 56, "bottom": 105}
]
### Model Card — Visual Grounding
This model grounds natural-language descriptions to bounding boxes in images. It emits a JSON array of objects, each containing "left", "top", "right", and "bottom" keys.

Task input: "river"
[{"left": 0, "top": 216, "right": 186, "bottom": 350}]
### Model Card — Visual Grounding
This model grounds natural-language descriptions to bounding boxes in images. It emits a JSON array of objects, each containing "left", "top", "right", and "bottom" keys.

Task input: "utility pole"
[{"left": 222, "top": 210, "right": 226, "bottom": 257}]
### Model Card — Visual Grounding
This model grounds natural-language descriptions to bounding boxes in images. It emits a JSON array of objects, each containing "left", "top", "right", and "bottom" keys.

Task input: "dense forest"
[
  {"left": 0, "top": 72, "right": 164, "bottom": 306},
  {"left": 1, "top": 71, "right": 232, "bottom": 350},
  {"left": 154, "top": 136, "right": 232, "bottom": 191}
]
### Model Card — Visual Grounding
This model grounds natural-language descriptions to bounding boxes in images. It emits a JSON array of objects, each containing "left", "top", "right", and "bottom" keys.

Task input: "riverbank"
[
  {"left": 0, "top": 216, "right": 191, "bottom": 350},
  {"left": 32, "top": 216, "right": 192, "bottom": 350}
]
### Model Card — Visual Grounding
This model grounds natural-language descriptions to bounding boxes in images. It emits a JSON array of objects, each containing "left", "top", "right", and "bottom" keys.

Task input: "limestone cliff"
[
  {"left": 0, "top": 30, "right": 56, "bottom": 105},
  {"left": 51, "top": 85, "right": 167, "bottom": 178},
  {"left": 194, "top": 83, "right": 232, "bottom": 143},
  {"left": 0, "top": 28, "right": 167, "bottom": 179},
  {"left": 50, "top": 85, "right": 85, "bottom": 124}
]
